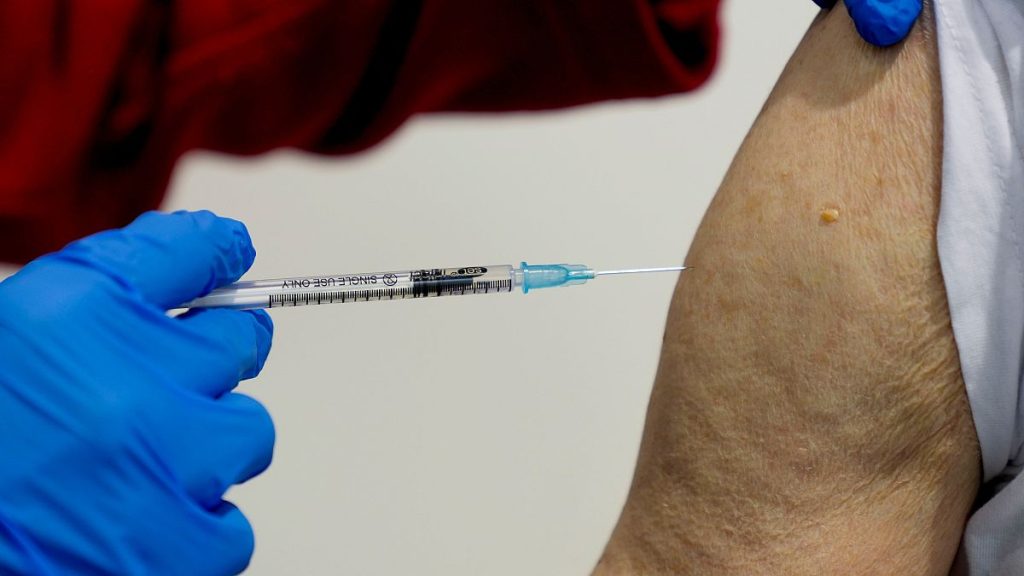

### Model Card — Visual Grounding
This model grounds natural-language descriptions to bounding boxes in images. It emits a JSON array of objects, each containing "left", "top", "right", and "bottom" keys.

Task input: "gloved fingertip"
[
  {"left": 212, "top": 392, "right": 276, "bottom": 482},
  {"left": 189, "top": 211, "right": 257, "bottom": 284},
  {"left": 225, "top": 218, "right": 257, "bottom": 276},
  {"left": 210, "top": 501, "right": 256, "bottom": 574},
  {"left": 245, "top": 310, "right": 274, "bottom": 376},
  {"left": 249, "top": 309, "right": 274, "bottom": 338},
  {"left": 847, "top": 0, "right": 923, "bottom": 47}
]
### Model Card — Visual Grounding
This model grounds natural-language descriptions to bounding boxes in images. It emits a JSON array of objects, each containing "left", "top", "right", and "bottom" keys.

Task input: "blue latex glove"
[
  {"left": 0, "top": 211, "right": 274, "bottom": 575},
  {"left": 812, "top": 0, "right": 923, "bottom": 47}
]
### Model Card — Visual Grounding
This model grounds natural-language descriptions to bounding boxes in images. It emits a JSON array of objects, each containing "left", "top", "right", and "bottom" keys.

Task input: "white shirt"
[{"left": 933, "top": 0, "right": 1024, "bottom": 573}]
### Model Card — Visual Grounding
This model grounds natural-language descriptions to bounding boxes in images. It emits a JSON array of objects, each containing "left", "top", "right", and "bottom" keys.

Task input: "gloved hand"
[
  {"left": 812, "top": 0, "right": 923, "bottom": 47},
  {"left": 0, "top": 211, "right": 274, "bottom": 575}
]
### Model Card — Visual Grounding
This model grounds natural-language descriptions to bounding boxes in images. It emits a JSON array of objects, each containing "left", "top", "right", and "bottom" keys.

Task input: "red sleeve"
[{"left": 0, "top": 0, "right": 720, "bottom": 263}]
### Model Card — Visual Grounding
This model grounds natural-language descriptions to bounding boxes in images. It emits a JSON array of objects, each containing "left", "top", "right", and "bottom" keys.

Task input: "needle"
[{"left": 594, "top": 266, "right": 690, "bottom": 276}]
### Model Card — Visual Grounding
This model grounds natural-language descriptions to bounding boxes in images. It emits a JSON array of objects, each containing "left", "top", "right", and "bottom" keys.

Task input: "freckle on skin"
[{"left": 820, "top": 208, "right": 840, "bottom": 224}]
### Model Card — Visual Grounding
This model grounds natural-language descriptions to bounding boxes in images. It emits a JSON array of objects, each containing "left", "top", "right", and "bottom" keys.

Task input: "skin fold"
[{"left": 594, "top": 3, "right": 981, "bottom": 574}]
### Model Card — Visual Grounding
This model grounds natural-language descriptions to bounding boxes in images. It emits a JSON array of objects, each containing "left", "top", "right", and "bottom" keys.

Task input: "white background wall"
[{"left": 3, "top": 2, "right": 816, "bottom": 574}]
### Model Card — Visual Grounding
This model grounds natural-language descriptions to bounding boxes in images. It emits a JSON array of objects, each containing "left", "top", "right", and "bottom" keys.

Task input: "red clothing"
[{"left": 0, "top": 1, "right": 720, "bottom": 263}]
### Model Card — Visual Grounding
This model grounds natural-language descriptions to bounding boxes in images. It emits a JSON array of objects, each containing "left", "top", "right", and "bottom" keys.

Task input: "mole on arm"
[{"left": 820, "top": 208, "right": 840, "bottom": 224}]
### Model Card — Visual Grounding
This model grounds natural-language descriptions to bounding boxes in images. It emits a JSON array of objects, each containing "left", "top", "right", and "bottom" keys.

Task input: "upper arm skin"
[{"left": 595, "top": 3, "right": 981, "bottom": 575}]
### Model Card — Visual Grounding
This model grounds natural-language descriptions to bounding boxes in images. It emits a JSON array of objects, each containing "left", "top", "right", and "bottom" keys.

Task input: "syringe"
[{"left": 181, "top": 262, "right": 688, "bottom": 310}]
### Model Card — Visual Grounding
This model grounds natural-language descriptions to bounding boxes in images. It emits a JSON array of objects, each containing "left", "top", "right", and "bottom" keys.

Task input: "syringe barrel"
[{"left": 182, "top": 265, "right": 518, "bottom": 310}]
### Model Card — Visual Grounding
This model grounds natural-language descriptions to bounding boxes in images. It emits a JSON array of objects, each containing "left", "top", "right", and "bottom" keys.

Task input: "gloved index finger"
[{"left": 53, "top": 211, "right": 257, "bottom": 309}]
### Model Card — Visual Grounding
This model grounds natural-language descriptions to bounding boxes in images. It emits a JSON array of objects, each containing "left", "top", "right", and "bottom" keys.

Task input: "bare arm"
[{"left": 595, "top": 3, "right": 981, "bottom": 574}]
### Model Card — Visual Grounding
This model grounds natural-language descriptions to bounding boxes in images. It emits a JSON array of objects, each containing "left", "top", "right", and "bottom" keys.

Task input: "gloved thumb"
[
  {"left": 846, "top": 0, "right": 923, "bottom": 47},
  {"left": 810, "top": 0, "right": 923, "bottom": 48}
]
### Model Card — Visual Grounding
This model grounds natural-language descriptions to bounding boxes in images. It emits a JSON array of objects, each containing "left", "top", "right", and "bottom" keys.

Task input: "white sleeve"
[{"left": 933, "top": 0, "right": 1024, "bottom": 573}]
